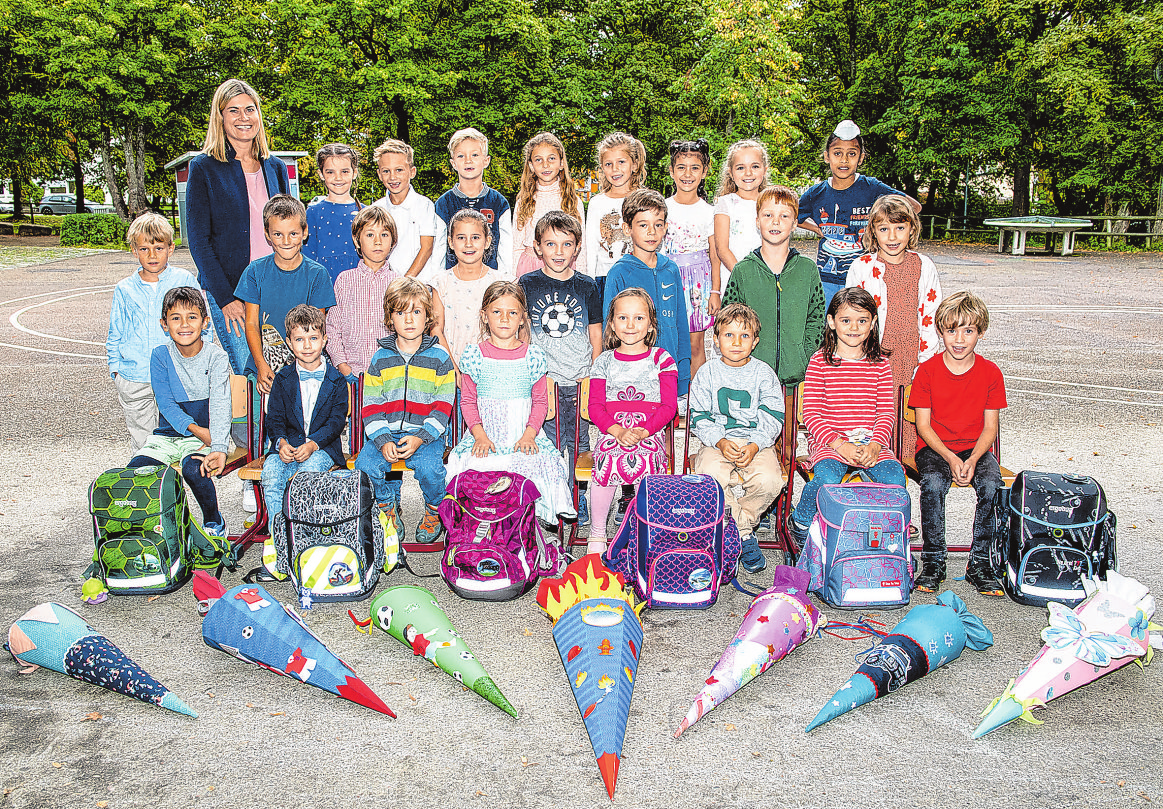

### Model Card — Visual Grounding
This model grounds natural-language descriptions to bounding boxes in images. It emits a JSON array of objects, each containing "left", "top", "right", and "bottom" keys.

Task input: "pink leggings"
[{"left": 589, "top": 483, "right": 622, "bottom": 539}]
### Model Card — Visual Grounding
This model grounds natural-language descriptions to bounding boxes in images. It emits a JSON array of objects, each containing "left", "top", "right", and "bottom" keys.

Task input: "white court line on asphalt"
[
  {"left": 0, "top": 285, "right": 114, "bottom": 308},
  {"left": 992, "top": 305, "right": 1163, "bottom": 314},
  {"left": 1007, "top": 376, "right": 1163, "bottom": 396},
  {"left": 8, "top": 288, "right": 112, "bottom": 346},
  {"left": 1009, "top": 387, "right": 1163, "bottom": 408},
  {"left": 0, "top": 342, "right": 104, "bottom": 359}
]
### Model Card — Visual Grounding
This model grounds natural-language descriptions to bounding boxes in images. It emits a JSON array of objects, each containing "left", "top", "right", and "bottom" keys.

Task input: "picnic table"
[{"left": 983, "top": 215, "right": 1093, "bottom": 256}]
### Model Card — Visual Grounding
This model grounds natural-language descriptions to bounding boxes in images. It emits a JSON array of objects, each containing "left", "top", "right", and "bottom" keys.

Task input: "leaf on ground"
[
  {"left": 81, "top": 712, "right": 102, "bottom": 721},
  {"left": 520, "top": 755, "right": 537, "bottom": 767},
  {"left": 724, "top": 723, "right": 737, "bottom": 731},
  {"left": 97, "top": 803, "right": 108, "bottom": 808},
  {"left": 522, "top": 628, "right": 533, "bottom": 636},
  {"left": 475, "top": 790, "right": 488, "bottom": 797},
  {"left": 752, "top": 752, "right": 762, "bottom": 757},
  {"left": 52, "top": 763, "right": 63, "bottom": 768},
  {"left": 1138, "top": 792, "right": 1150, "bottom": 802},
  {"left": 245, "top": 702, "right": 255, "bottom": 708},
  {"left": 409, "top": 694, "right": 417, "bottom": 702},
  {"left": 268, "top": 712, "right": 284, "bottom": 717},
  {"left": 147, "top": 595, "right": 161, "bottom": 602},
  {"left": 1120, "top": 781, "right": 1127, "bottom": 788}
]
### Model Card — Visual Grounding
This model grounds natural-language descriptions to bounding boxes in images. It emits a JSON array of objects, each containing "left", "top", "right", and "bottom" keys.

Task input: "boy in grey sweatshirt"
[{"left": 689, "top": 303, "right": 785, "bottom": 573}]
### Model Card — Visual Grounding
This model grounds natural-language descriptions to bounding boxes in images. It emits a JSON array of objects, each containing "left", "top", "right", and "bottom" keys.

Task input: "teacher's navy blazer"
[{"left": 264, "top": 363, "right": 348, "bottom": 468}]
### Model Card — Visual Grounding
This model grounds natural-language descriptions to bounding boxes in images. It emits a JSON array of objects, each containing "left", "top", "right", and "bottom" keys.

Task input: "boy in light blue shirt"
[{"left": 107, "top": 212, "right": 201, "bottom": 451}]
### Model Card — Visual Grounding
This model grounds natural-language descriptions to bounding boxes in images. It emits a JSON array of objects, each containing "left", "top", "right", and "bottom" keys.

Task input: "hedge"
[{"left": 60, "top": 213, "right": 128, "bottom": 246}]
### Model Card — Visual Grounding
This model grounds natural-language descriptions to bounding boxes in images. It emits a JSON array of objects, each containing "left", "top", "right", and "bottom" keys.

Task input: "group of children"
[{"left": 106, "top": 119, "right": 1008, "bottom": 595}]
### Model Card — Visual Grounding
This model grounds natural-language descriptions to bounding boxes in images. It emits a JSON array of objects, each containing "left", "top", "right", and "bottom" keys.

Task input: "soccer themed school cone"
[
  {"left": 973, "top": 571, "right": 1161, "bottom": 738},
  {"left": 7, "top": 602, "right": 196, "bottom": 717},
  {"left": 675, "top": 565, "right": 824, "bottom": 737},
  {"left": 806, "top": 591, "right": 994, "bottom": 732},
  {"left": 355, "top": 584, "right": 517, "bottom": 718},
  {"left": 194, "top": 570, "right": 394, "bottom": 717},
  {"left": 537, "top": 554, "right": 645, "bottom": 800}
]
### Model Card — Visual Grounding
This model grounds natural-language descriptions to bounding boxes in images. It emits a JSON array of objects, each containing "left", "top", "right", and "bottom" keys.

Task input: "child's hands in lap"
[
  {"left": 278, "top": 439, "right": 296, "bottom": 463},
  {"left": 716, "top": 438, "right": 741, "bottom": 463},
  {"left": 734, "top": 442, "right": 759, "bottom": 468},
  {"left": 853, "top": 441, "right": 881, "bottom": 467},
  {"left": 472, "top": 436, "right": 496, "bottom": 458},
  {"left": 952, "top": 457, "right": 976, "bottom": 486},
  {"left": 200, "top": 451, "right": 226, "bottom": 477},
  {"left": 836, "top": 441, "right": 862, "bottom": 466},
  {"left": 291, "top": 440, "right": 318, "bottom": 462},
  {"left": 395, "top": 435, "right": 424, "bottom": 460},
  {"left": 514, "top": 428, "right": 539, "bottom": 455}
]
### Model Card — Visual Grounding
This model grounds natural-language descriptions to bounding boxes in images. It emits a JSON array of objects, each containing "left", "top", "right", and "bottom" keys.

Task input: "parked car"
[{"left": 38, "top": 194, "right": 115, "bottom": 215}]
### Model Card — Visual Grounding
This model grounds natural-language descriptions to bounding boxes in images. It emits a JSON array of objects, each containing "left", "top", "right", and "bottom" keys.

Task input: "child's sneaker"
[
  {"left": 414, "top": 504, "right": 444, "bottom": 544},
  {"left": 914, "top": 559, "right": 946, "bottom": 593},
  {"left": 738, "top": 533, "right": 766, "bottom": 574},
  {"left": 379, "top": 501, "right": 404, "bottom": 539},
  {"left": 613, "top": 491, "right": 632, "bottom": 525},
  {"left": 965, "top": 563, "right": 1004, "bottom": 597},
  {"left": 576, "top": 492, "right": 590, "bottom": 525},
  {"left": 787, "top": 515, "right": 809, "bottom": 554},
  {"left": 203, "top": 520, "right": 227, "bottom": 538}
]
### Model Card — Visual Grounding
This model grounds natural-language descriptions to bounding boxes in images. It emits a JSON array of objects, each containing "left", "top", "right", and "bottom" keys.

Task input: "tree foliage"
[{"left": 2, "top": 0, "right": 1160, "bottom": 220}]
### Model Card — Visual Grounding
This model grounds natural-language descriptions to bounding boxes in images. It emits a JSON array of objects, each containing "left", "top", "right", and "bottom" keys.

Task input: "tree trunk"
[
  {"left": 393, "top": 97, "right": 409, "bottom": 144},
  {"left": 943, "top": 170, "right": 960, "bottom": 218},
  {"left": 1154, "top": 175, "right": 1163, "bottom": 236},
  {"left": 130, "top": 125, "right": 148, "bottom": 216},
  {"left": 924, "top": 178, "right": 938, "bottom": 210},
  {"left": 100, "top": 139, "right": 129, "bottom": 220},
  {"left": 1011, "top": 162, "right": 1030, "bottom": 216},
  {"left": 72, "top": 140, "right": 86, "bottom": 213},
  {"left": 1111, "top": 200, "right": 1130, "bottom": 236},
  {"left": 11, "top": 174, "right": 25, "bottom": 222}
]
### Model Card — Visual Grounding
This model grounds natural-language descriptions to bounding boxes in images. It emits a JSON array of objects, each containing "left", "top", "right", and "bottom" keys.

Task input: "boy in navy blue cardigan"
[{"left": 260, "top": 305, "right": 349, "bottom": 528}]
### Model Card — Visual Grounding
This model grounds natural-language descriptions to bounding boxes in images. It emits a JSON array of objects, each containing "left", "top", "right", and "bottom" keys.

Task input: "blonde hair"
[
  {"left": 127, "top": 212, "right": 174, "bottom": 247},
  {"left": 716, "top": 139, "right": 770, "bottom": 198},
  {"left": 350, "top": 205, "right": 398, "bottom": 258},
  {"left": 383, "top": 277, "right": 435, "bottom": 334},
  {"left": 602, "top": 288, "right": 658, "bottom": 351},
  {"left": 478, "top": 280, "right": 529, "bottom": 343},
  {"left": 596, "top": 132, "right": 647, "bottom": 194},
  {"left": 448, "top": 128, "right": 489, "bottom": 157},
  {"left": 201, "top": 79, "right": 270, "bottom": 163},
  {"left": 514, "top": 132, "right": 582, "bottom": 229},
  {"left": 862, "top": 194, "right": 922, "bottom": 252},
  {"left": 935, "top": 290, "right": 990, "bottom": 334},
  {"left": 373, "top": 139, "right": 414, "bottom": 167}
]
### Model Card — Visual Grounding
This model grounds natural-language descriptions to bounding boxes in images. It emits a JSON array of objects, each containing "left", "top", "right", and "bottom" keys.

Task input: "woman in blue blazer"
[{"left": 186, "top": 79, "right": 290, "bottom": 375}]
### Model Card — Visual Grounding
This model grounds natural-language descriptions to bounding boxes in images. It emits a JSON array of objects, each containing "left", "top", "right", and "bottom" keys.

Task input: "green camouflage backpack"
[{"left": 87, "top": 465, "right": 192, "bottom": 594}]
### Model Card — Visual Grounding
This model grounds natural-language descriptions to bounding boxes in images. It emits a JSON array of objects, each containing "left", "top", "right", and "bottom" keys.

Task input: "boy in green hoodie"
[{"left": 722, "top": 186, "right": 824, "bottom": 388}]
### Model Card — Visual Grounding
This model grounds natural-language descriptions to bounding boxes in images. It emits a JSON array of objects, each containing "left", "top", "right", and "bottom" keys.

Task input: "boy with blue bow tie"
[{"left": 260, "top": 305, "right": 349, "bottom": 528}]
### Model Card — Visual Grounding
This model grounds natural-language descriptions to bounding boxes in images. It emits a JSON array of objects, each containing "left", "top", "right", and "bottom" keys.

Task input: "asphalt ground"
[{"left": 1, "top": 237, "right": 1161, "bottom": 809}]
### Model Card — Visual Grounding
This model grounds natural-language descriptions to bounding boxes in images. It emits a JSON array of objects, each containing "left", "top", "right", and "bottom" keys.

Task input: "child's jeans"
[
  {"left": 260, "top": 448, "right": 335, "bottom": 520},
  {"left": 354, "top": 431, "right": 446, "bottom": 508},
  {"left": 127, "top": 447, "right": 223, "bottom": 528},
  {"left": 542, "top": 382, "right": 590, "bottom": 469},
  {"left": 206, "top": 292, "right": 251, "bottom": 375},
  {"left": 693, "top": 445, "right": 784, "bottom": 535},
  {"left": 915, "top": 446, "right": 1003, "bottom": 568},
  {"left": 792, "top": 458, "right": 906, "bottom": 526}
]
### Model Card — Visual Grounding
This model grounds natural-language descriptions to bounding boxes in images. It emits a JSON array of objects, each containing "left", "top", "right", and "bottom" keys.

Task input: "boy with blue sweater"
[
  {"left": 107, "top": 213, "right": 201, "bottom": 451},
  {"left": 127, "top": 287, "right": 231, "bottom": 536},
  {"left": 235, "top": 194, "right": 336, "bottom": 393},
  {"left": 355, "top": 278, "right": 457, "bottom": 544},
  {"left": 432, "top": 128, "right": 513, "bottom": 277},
  {"left": 602, "top": 189, "right": 692, "bottom": 396}
]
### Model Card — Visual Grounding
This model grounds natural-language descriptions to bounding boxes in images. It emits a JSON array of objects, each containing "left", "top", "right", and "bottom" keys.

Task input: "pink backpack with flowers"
[{"left": 437, "top": 470, "right": 565, "bottom": 601}]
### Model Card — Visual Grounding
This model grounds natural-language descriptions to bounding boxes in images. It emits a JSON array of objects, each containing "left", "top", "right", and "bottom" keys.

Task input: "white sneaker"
[{"left": 242, "top": 484, "right": 257, "bottom": 513}]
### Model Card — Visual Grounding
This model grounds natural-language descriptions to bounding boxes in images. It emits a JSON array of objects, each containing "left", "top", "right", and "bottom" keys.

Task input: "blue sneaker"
[
  {"left": 576, "top": 492, "right": 590, "bottom": 525},
  {"left": 203, "top": 520, "right": 226, "bottom": 538},
  {"left": 613, "top": 492, "right": 632, "bottom": 525},
  {"left": 739, "top": 533, "right": 767, "bottom": 574},
  {"left": 756, "top": 513, "right": 773, "bottom": 532}
]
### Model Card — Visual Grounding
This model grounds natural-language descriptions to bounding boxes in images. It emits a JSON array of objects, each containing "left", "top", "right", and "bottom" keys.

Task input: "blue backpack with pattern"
[
  {"left": 604, "top": 474, "right": 742, "bottom": 610},
  {"left": 795, "top": 482, "right": 914, "bottom": 610}
]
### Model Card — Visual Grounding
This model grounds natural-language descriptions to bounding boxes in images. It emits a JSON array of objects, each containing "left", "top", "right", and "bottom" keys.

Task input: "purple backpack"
[
  {"left": 437, "top": 470, "right": 565, "bottom": 601},
  {"left": 604, "top": 474, "right": 742, "bottom": 609},
  {"left": 795, "top": 482, "right": 913, "bottom": 610}
]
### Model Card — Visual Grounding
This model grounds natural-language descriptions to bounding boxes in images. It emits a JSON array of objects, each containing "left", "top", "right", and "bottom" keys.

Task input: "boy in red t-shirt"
[{"left": 909, "top": 291, "right": 1006, "bottom": 595}]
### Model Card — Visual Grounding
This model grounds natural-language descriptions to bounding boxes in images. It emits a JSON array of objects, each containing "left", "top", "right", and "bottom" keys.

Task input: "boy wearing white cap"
[{"left": 797, "top": 120, "right": 922, "bottom": 308}]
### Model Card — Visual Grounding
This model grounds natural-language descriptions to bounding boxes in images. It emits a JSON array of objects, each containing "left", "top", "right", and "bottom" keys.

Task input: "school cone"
[
  {"left": 675, "top": 566, "right": 824, "bottom": 737},
  {"left": 973, "top": 571, "right": 1161, "bottom": 738},
  {"left": 7, "top": 602, "right": 196, "bottom": 717},
  {"left": 358, "top": 584, "right": 517, "bottom": 718},
  {"left": 537, "top": 555, "right": 645, "bottom": 800},
  {"left": 806, "top": 591, "right": 993, "bottom": 732},
  {"left": 194, "top": 571, "right": 394, "bottom": 717}
]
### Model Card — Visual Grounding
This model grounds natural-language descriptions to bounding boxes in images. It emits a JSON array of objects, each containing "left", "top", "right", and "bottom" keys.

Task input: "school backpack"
[
  {"left": 272, "top": 468, "right": 399, "bottom": 606},
  {"left": 990, "top": 470, "right": 1117, "bottom": 608},
  {"left": 437, "top": 470, "right": 565, "bottom": 601},
  {"left": 604, "top": 474, "right": 742, "bottom": 610},
  {"left": 87, "top": 465, "right": 192, "bottom": 595},
  {"left": 795, "top": 482, "right": 913, "bottom": 610}
]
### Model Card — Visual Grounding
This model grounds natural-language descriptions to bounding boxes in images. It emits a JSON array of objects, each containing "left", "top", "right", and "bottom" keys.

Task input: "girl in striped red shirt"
[{"left": 789, "top": 287, "right": 906, "bottom": 545}]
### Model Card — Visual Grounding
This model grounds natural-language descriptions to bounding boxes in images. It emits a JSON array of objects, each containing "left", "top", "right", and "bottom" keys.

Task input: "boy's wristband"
[{"left": 709, "top": 290, "right": 720, "bottom": 296}]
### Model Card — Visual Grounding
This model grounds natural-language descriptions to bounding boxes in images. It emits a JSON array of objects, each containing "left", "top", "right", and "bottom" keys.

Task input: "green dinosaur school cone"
[{"left": 365, "top": 585, "right": 517, "bottom": 718}]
